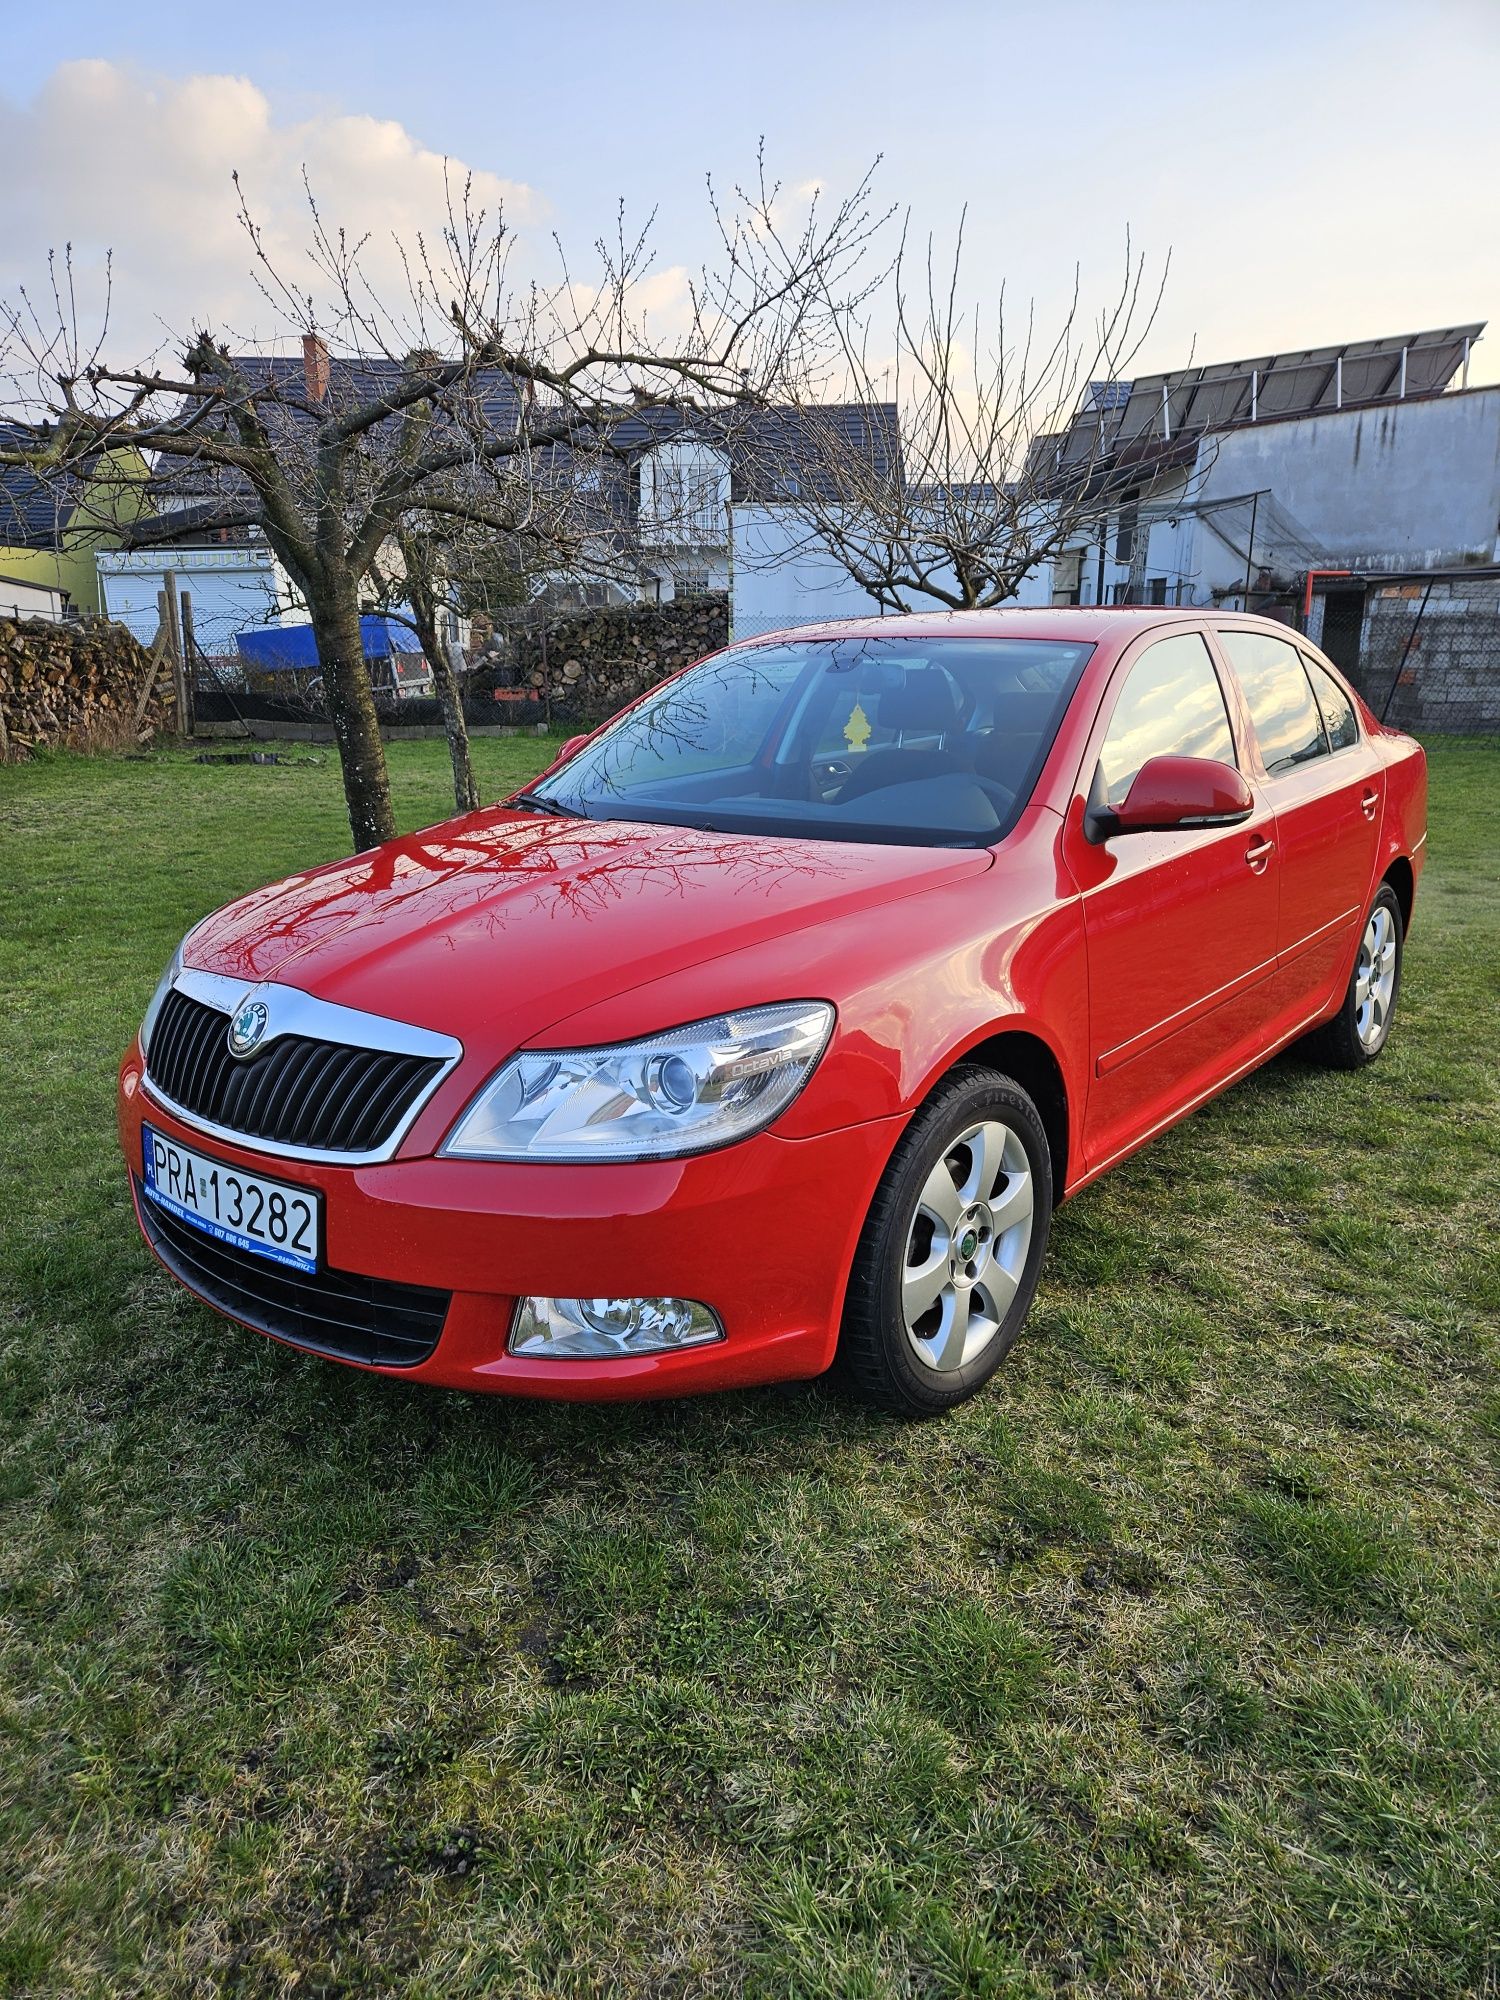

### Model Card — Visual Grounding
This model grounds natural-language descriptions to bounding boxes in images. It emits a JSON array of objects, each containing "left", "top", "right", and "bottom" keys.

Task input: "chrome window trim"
[{"left": 140, "top": 970, "right": 463, "bottom": 1167}]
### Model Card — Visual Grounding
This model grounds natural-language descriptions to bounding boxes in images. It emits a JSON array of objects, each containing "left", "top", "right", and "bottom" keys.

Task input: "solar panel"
[
  {"left": 1087, "top": 380, "right": 1134, "bottom": 412},
  {"left": 1049, "top": 324, "right": 1484, "bottom": 476}
]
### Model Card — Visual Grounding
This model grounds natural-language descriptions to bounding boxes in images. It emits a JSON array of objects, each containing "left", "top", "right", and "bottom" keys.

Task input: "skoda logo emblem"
[{"left": 228, "top": 997, "right": 270, "bottom": 1058}]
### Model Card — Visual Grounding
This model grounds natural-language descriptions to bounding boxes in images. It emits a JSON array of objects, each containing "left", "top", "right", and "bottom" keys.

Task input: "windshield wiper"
[{"left": 507, "top": 793, "right": 589, "bottom": 819}]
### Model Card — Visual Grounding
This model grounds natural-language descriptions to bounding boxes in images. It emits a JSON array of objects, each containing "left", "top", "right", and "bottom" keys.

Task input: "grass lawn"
[{"left": 0, "top": 737, "right": 1496, "bottom": 1999}]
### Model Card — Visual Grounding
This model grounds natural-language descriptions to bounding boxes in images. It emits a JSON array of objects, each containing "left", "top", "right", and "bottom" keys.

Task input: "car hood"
[{"left": 184, "top": 808, "right": 993, "bottom": 1055}]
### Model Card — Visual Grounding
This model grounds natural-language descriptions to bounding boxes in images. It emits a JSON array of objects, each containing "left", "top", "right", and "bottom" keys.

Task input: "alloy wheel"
[
  {"left": 1354, "top": 904, "right": 1397, "bottom": 1051},
  {"left": 900, "top": 1120, "right": 1034, "bottom": 1373}
]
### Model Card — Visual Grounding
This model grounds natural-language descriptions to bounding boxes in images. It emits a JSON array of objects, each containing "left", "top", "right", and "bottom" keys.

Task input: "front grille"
[
  {"left": 146, "top": 988, "right": 445, "bottom": 1155},
  {"left": 134, "top": 1176, "right": 450, "bottom": 1368}
]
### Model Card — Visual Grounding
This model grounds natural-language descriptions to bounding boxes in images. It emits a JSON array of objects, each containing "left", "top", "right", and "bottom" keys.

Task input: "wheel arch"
[
  {"left": 1382, "top": 854, "right": 1414, "bottom": 933},
  {"left": 940, "top": 1026, "right": 1072, "bottom": 1199}
]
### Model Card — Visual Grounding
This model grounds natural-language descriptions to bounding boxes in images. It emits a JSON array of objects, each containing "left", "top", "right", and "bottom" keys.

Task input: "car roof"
[{"left": 734, "top": 606, "right": 1308, "bottom": 648}]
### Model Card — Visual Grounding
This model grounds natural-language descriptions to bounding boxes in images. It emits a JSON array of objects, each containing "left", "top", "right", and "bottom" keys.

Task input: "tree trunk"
[
  {"left": 409, "top": 593, "right": 479, "bottom": 815},
  {"left": 310, "top": 586, "right": 397, "bottom": 851}
]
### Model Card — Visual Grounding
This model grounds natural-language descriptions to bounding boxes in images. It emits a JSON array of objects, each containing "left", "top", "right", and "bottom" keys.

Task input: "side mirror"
[
  {"left": 531, "top": 732, "right": 589, "bottom": 783},
  {"left": 1088, "top": 755, "right": 1253, "bottom": 842}
]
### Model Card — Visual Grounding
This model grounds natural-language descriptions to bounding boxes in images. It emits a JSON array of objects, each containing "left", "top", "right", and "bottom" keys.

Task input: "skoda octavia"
[{"left": 119, "top": 610, "right": 1427, "bottom": 1415}]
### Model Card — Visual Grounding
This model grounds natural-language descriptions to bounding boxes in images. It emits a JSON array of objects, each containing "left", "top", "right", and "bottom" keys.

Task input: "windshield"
[{"left": 524, "top": 634, "right": 1094, "bottom": 847}]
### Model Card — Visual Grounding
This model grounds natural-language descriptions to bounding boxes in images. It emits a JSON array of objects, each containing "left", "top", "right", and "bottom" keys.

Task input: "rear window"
[
  {"left": 1219, "top": 630, "right": 1328, "bottom": 777},
  {"left": 1304, "top": 657, "right": 1360, "bottom": 751}
]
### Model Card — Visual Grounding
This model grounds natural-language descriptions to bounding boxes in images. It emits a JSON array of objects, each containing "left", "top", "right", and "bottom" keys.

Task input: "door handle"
[
  {"left": 1245, "top": 837, "right": 1275, "bottom": 873},
  {"left": 1359, "top": 788, "right": 1380, "bottom": 821}
]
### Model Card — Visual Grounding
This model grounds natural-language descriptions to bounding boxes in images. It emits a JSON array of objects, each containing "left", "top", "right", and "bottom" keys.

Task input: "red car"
[{"left": 118, "top": 609, "right": 1426, "bottom": 1416}]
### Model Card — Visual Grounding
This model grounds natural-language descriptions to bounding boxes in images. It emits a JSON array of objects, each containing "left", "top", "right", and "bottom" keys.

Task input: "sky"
[{"left": 1, "top": 0, "right": 1497, "bottom": 390}]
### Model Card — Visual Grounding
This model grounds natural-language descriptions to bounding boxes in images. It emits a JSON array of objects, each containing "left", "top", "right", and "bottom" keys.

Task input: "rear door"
[
  {"left": 1214, "top": 629, "right": 1383, "bottom": 1022},
  {"left": 1065, "top": 628, "right": 1280, "bottom": 1174}
]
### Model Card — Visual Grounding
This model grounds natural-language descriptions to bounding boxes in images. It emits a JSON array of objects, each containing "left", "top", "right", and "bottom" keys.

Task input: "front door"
[{"left": 1064, "top": 629, "right": 1281, "bottom": 1175}]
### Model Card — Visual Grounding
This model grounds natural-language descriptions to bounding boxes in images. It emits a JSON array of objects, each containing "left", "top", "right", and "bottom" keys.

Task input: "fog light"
[{"left": 508, "top": 1296, "right": 724, "bottom": 1359}]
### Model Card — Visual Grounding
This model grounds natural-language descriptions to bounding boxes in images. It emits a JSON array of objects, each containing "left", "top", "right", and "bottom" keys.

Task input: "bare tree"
[
  {"left": 745, "top": 218, "right": 1169, "bottom": 612},
  {"left": 375, "top": 409, "right": 686, "bottom": 814},
  {"left": 0, "top": 163, "right": 883, "bottom": 848}
]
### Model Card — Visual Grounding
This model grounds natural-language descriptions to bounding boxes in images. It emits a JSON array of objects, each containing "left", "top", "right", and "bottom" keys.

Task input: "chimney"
[{"left": 301, "top": 332, "right": 330, "bottom": 403}]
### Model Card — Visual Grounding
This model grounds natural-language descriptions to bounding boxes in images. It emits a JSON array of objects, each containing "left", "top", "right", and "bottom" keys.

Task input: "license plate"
[{"left": 142, "top": 1125, "right": 321, "bottom": 1274}]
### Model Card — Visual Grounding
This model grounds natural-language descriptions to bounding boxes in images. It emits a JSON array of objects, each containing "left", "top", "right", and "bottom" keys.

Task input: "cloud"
[{"left": 0, "top": 61, "right": 542, "bottom": 366}]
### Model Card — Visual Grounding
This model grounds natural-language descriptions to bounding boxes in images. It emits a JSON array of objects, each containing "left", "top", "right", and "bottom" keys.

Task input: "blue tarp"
[{"left": 234, "top": 616, "right": 406, "bottom": 669}]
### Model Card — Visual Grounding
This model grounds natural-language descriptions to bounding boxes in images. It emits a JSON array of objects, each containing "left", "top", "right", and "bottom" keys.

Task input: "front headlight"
[
  {"left": 442, "top": 1000, "right": 835, "bottom": 1162},
  {"left": 139, "top": 943, "right": 184, "bottom": 1059}
]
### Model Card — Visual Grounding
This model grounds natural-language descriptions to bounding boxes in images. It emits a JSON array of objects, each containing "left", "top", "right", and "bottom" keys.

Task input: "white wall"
[
  {"left": 0, "top": 575, "right": 67, "bottom": 621},
  {"left": 1194, "top": 387, "right": 1500, "bottom": 585},
  {"left": 731, "top": 505, "right": 887, "bottom": 631},
  {"left": 731, "top": 502, "right": 1054, "bottom": 634}
]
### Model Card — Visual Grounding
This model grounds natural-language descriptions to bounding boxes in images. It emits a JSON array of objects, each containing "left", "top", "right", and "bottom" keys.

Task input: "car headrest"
[
  {"left": 989, "top": 689, "right": 1063, "bottom": 733},
  {"left": 878, "top": 669, "right": 962, "bottom": 734}
]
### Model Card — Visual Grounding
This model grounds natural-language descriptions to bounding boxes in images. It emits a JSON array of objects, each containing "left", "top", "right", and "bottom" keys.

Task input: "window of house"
[
  {"left": 1218, "top": 630, "right": 1329, "bottom": 777},
  {"left": 1148, "top": 577, "right": 1168, "bottom": 605},
  {"left": 1114, "top": 493, "right": 1139, "bottom": 563},
  {"left": 1303, "top": 656, "right": 1360, "bottom": 751},
  {"left": 1096, "top": 632, "right": 1238, "bottom": 809},
  {"left": 640, "top": 447, "right": 726, "bottom": 543}
]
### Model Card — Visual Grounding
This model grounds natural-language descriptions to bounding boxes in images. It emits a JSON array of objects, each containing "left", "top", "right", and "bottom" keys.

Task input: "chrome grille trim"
[{"left": 141, "top": 972, "right": 463, "bottom": 1166}]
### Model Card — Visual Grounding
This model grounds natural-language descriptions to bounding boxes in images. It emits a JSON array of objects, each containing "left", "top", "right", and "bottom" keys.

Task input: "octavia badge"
[{"left": 228, "top": 997, "right": 270, "bottom": 1058}]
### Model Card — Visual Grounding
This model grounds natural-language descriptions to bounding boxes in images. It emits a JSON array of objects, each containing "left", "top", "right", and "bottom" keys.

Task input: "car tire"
[
  {"left": 835, "top": 1067, "right": 1053, "bottom": 1417},
  {"left": 1309, "top": 883, "right": 1405, "bottom": 1070}
]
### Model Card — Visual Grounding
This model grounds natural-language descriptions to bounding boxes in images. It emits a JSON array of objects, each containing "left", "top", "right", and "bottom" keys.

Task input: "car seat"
[{"left": 835, "top": 669, "right": 966, "bottom": 802}]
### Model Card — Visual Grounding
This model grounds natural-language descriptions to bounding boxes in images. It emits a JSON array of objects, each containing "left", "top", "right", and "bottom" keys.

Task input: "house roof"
[
  {"left": 129, "top": 373, "right": 905, "bottom": 550},
  {"left": 0, "top": 421, "right": 77, "bottom": 549},
  {"left": 127, "top": 349, "right": 531, "bottom": 547},
  {"left": 733, "top": 403, "right": 902, "bottom": 502},
  {"left": 218, "top": 351, "right": 527, "bottom": 434}
]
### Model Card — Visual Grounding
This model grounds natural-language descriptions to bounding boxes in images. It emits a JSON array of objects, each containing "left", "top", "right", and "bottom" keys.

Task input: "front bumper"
[{"left": 118, "top": 1044, "right": 903, "bottom": 1399}]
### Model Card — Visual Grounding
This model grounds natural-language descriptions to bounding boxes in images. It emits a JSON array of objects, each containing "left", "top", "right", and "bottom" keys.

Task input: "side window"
[
  {"left": 1304, "top": 656, "right": 1360, "bottom": 751},
  {"left": 1096, "top": 632, "right": 1237, "bottom": 809},
  {"left": 1219, "top": 630, "right": 1329, "bottom": 777}
]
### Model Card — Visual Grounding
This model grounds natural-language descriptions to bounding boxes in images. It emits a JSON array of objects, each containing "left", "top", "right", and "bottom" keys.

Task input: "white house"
[
  {"left": 730, "top": 503, "right": 1055, "bottom": 639},
  {"left": 1026, "top": 323, "right": 1490, "bottom": 619}
]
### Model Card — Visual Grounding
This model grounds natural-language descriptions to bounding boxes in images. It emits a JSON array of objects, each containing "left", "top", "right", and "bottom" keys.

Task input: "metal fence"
[
  {"left": 728, "top": 608, "right": 888, "bottom": 644},
  {"left": 1334, "top": 575, "right": 1500, "bottom": 741},
  {"left": 151, "top": 570, "right": 1500, "bottom": 749},
  {"left": 185, "top": 596, "right": 731, "bottom": 736}
]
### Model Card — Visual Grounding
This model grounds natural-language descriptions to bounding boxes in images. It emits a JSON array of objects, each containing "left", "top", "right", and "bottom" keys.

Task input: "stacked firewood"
[
  {"left": 469, "top": 594, "right": 731, "bottom": 727},
  {"left": 0, "top": 617, "right": 176, "bottom": 757}
]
